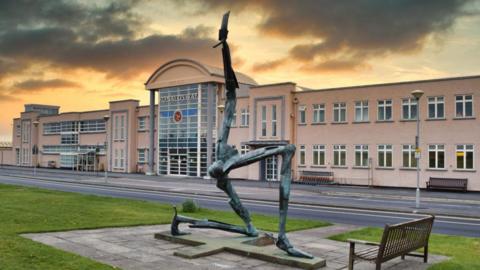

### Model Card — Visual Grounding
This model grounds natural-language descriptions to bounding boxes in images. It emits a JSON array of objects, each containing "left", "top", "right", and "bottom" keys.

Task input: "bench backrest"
[
  {"left": 377, "top": 216, "right": 434, "bottom": 262},
  {"left": 429, "top": 177, "right": 467, "bottom": 187}
]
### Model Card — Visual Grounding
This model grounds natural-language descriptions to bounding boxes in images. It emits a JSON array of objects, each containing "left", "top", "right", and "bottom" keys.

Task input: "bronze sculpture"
[{"left": 171, "top": 11, "right": 312, "bottom": 259}]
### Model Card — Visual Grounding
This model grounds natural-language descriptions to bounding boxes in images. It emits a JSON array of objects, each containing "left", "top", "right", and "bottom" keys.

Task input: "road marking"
[{"left": 1, "top": 176, "right": 479, "bottom": 228}]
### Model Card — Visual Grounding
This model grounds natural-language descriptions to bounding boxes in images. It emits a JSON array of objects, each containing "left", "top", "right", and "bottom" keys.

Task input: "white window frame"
[
  {"left": 428, "top": 144, "right": 445, "bottom": 169},
  {"left": 272, "top": 105, "right": 277, "bottom": 137},
  {"left": 354, "top": 145, "right": 369, "bottom": 167},
  {"left": 402, "top": 98, "right": 417, "bottom": 120},
  {"left": 456, "top": 144, "right": 474, "bottom": 170},
  {"left": 402, "top": 145, "right": 417, "bottom": 168},
  {"left": 240, "top": 145, "right": 250, "bottom": 155},
  {"left": 261, "top": 105, "right": 267, "bottom": 136},
  {"left": 333, "top": 144, "right": 346, "bottom": 166},
  {"left": 138, "top": 117, "right": 147, "bottom": 131},
  {"left": 455, "top": 94, "right": 474, "bottom": 118},
  {"left": 428, "top": 96, "right": 445, "bottom": 119},
  {"left": 231, "top": 110, "right": 237, "bottom": 127},
  {"left": 138, "top": 149, "right": 148, "bottom": 163},
  {"left": 333, "top": 102, "right": 347, "bottom": 123},
  {"left": 354, "top": 101, "right": 369, "bottom": 122},
  {"left": 312, "top": 144, "right": 325, "bottom": 166},
  {"left": 312, "top": 104, "right": 325, "bottom": 123},
  {"left": 298, "top": 105, "right": 306, "bottom": 124},
  {"left": 377, "top": 144, "right": 393, "bottom": 168},
  {"left": 299, "top": 145, "right": 306, "bottom": 165},
  {"left": 240, "top": 108, "right": 249, "bottom": 127},
  {"left": 377, "top": 100, "right": 392, "bottom": 121}
]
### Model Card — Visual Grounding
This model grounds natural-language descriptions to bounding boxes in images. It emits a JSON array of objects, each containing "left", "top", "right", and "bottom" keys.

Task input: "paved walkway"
[{"left": 23, "top": 224, "right": 447, "bottom": 270}]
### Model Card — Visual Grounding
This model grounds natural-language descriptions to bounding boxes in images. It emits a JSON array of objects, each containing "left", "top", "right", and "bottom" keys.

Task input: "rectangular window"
[
  {"left": 299, "top": 105, "right": 306, "bottom": 124},
  {"left": 377, "top": 100, "right": 392, "bottom": 121},
  {"left": 22, "top": 121, "right": 30, "bottom": 143},
  {"left": 261, "top": 105, "right": 267, "bottom": 136},
  {"left": 402, "top": 145, "right": 417, "bottom": 168},
  {"left": 428, "top": 96, "right": 445, "bottom": 119},
  {"left": 354, "top": 101, "right": 369, "bottom": 122},
  {"left": 120, "top": 149, "right": 125, "bottom": 168},
  {"left": 355, "top": 145, "right": 369, "bottom": 167},
  {"left": 16, "top": 124, "right": 21, "bottom": 137},
  {"left": 456, "top": 144, "right": 474, "bottom": 170},
  {"left": 15, "top": 148, "right": 20, "bottom": 165},
  {"left": 114, "top": 149, "right": 119, "bottom": 168},
  {"left": 333, "top": 145, "right": 346, "bottom": 166},
  {"left": 138, "top": 149, "right": 148, "bottom": 163},
  {"left": 455, "top": 95, "right": 473, "bottom": 118},
  {"left": 313, "top": 104, "right": 325, "bottom": 123},
  {"left": 333, "top": 103, "right": 347, "bottom": 122},
  {"left": 60, "top": 133, "right": 78, "bottom": 145},
  {"left": 240, "top": 145, "right": 250, "bottom": 155},
  {"left": 299, "top": 145, "right": 306, "bottom": 165},
  {"left": 79, "top": 119, "right": 105, "bottom": 133},
  {"left": 138, "top": 117, "right": 146, "bottom": 131},
  {"left": 120, "top": 115, "right": 125, "bottom": 140},
  {"left": 377, "top": 144, "right": 393, "bottom": 168},
  {"left": 402, "top": 98, "right": 417, "bottom": 120},
  {"left": 272, "top": 105, "right": 277, "bottom": 137},
  {"left": 241, "top": 108, "right": 249, "bottom": 127},
  {"left": 114, "top": 116, "right": 119, "bottom": 140},
  {"left": 312, "top": 145, "right": 325, "bottom": 166},
  {"left": 428, "top": 144, "right": 445, "bottom": 169}
]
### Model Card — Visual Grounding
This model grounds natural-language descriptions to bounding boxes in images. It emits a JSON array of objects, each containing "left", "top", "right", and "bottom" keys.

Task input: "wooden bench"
[
  {"left": 348, "top": 215, "right": 435, "bottom": 270},
  {"left": 427, "top": 177, "right": 468, "bottom": 192},
  {"left": 296, "top": 170, "right": 334, "bottom": 185}
]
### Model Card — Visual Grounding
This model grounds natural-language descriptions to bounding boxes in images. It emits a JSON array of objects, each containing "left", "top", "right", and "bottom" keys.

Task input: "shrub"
[{"left": 182, "top": 199, "right": 200, "bottom": 213}]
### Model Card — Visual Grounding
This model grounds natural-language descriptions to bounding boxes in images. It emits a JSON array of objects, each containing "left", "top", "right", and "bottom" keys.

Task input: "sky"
[{"left": 0, "top": 0, "right": 479, "bottom": 141}]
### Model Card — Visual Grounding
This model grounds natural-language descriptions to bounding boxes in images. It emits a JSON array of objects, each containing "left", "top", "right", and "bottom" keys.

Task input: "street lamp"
[
  {"left": 32, "top": 120, "right": 40, "bottom": 176},
  {"left": 411, "top": 89, "right": 424, "bottom": 209},
  {"left": 103, "top": 114, "right": 110, "bottom": 180}
]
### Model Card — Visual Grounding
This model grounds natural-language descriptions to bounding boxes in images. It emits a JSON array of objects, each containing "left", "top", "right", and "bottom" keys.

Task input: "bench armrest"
[{"left": 347, "top": 239, "right": 380, "bottom": 246}]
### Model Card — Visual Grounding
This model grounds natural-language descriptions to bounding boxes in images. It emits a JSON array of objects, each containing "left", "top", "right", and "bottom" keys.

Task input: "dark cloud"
[
  {"left": 13, "top": 79, "right": 80, "bottom": 93},
  {"left": 190, "top": 0, "right": 473, "bottom": 73}
]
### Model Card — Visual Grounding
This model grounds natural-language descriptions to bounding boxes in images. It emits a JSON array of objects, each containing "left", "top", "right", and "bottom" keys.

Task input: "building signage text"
[{"left": 160, "top": 93, "right": 198, "bottom": 103}]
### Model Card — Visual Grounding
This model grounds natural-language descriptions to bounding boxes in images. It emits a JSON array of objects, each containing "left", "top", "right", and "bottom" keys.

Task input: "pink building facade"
[{"left": 8, "top": 59, "right": 480, "bottom": 191}]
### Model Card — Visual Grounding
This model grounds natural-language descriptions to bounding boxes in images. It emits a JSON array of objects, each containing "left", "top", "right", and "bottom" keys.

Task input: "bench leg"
[
  {"left": 424, "top": 244, "right": 428, "bottom": 263},
  {"left": 376, "top": 263, "right": 381, "bottom": 270},
  {"left": 401, "top": 254, "right": 405, "bottom": 260},
  {"left": 348, "top": 242, "right": 355, "bottom": 270}
]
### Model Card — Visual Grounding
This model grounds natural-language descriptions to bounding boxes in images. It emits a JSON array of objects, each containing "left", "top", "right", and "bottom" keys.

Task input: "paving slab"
[{"left": 22, "top": 224, "right": 448, "bottom": 270}]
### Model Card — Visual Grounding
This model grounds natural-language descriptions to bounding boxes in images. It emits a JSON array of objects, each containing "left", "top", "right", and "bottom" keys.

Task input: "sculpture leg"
[
  {"left": 276, "top": 144, "right": 313, "bottom": 259},
  {"left": 217, "top": 177, "right": 258, "bottom": 237}
]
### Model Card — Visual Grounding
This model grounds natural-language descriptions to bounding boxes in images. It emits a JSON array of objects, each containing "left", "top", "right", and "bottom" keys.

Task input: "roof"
[{"left": 0, "top": 142, "right": 12, "bottom": 148}]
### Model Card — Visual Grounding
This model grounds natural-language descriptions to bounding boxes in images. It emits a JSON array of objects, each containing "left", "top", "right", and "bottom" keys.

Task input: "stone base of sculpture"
[{"left": 155, "top": 230, "right": 326, "bottom": 270}]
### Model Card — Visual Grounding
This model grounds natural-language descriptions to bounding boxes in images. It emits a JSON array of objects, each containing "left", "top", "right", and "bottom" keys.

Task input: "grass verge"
[
  {"left": 0, "top": 183, "right": 330, "bottom": 270},
  {"left": 328, "top": 227, "right": 480, "bottom": 270}
]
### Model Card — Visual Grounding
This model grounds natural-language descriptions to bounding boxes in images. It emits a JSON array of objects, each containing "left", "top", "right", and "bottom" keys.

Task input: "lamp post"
[
  {"left": 411, "top": 89, "right": 424, "bottom": 209},
  {"left": 103, "top": 115, "right": 110, "bottom": 180},
  {"left": 32, "top": 120, "right": 40, "bottom": 176}
]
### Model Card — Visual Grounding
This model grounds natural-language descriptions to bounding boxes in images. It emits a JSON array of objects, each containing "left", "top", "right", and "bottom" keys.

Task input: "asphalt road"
[{"left": 0, "top": 175, "right": 479, "bottom": 238}]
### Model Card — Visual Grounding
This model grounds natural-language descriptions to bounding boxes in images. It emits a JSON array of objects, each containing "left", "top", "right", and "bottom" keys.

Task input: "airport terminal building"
[{"left": 7, "top": 59, "right": 480, "bottom": 191}]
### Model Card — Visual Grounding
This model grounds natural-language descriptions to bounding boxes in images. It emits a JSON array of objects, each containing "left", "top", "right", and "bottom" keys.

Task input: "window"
[
  {"left": 61, "top": 133, "right": 78, "bottom": 145},
  {"left": 114, "top": 116, "right": 119, "bottom": 140},
  {"left": 272, "top": 105, "right": 277, "bottom": 137},
  {"left": 377, "top": 145, "right": 393, "bottom": 168},
  {"left": 15, "top": 148, "right": 20, "bottom": 165},
  {"left": 261, "top": 105, "right": 267, "bottom": 136},
  {"left": 333, "top": 145, "right": 346, "bottom": 166},
  {"left": 138, "top": 149, "right": 148, "bottom": 163},
  {"left": 299, "top": 105, "right": 306, "bottom": 124},
  {"left": 120, "top": 115, "right": 125, "bottom": 140},
  {"left": 80, "top": 119, "right": 105, "bottom": 133},
  {"left": 232, "top": 110, "right": 237, "bottom": 127},
  {"left": 354, "top": 101, "right": 369, "bottom": 122},
  {"left": 299, "top": 145, "right": 306, "bottom": 165},
  {"left": 265, "top": 156, "right": 278, "bottom": 181},
  {"left": 240, "top": 145, "right": 250, "bottom": 155},
  {"left": 312, "top": 145, "right": 325, "bottom": 166},
  {"left": 377, "top": 100, "right": 392, "bottom": 121},
  {"left": 313, "top": 104, "right": 325, "bottom": 123},
  {"left": 355, "top": 145, "right": 369, "bottom": 167},
  {"left": 428, "top": 96, "right": 444, "bottom": 119},
  {"left": 402, "top": 145, "right": 417, "bottom": 168},
  {"left": 120, "top": 149, "right": 125, "bottom": 168},
  {"left": 456, "top": 144, "right": 474, "bottom": 170},
  {"left": 455, "top": 95, "right": 473, "bottom": 118},
  {"left": 138, "top": 117, "right": 146, "bottom": 131},
  {"left": 402, "top": 98, "right": 417, "bottom": 120},
  {"left": 114, "top": 149, "right": 119, "bottom": 168},
  {"left": 240, "top": 108, "right": 249, "bottom": 127},
  {"left": 333, "top": 103, "right": 346, "bottom": 122},
  {"left": 43, "top": 122, "right": 61, "bottom": 134},
  {"left": 22, "top": 121, "right": 30, "bottom": 143},
  {"left": 16, "top": 124, "right": 21, "bottom": 136},
  {"left": 428, "top": 144, "right": 445, "bottom": 169}
]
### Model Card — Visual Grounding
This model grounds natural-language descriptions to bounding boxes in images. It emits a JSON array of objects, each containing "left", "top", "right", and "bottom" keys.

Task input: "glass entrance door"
[
  {"left": 265, "top": 156, "right": 278, "bottom": 181},
  {"left": 168, "top": 154, "right": 188, "bottom": 175}
]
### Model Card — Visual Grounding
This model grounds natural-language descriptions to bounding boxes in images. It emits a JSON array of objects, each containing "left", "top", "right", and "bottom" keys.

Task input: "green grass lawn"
[
  {"left": 0, "top": 183, "right": 330, "bottom": 270},
  {"left": 329, "top": 227, "right": 480, "bottom": 270}
]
